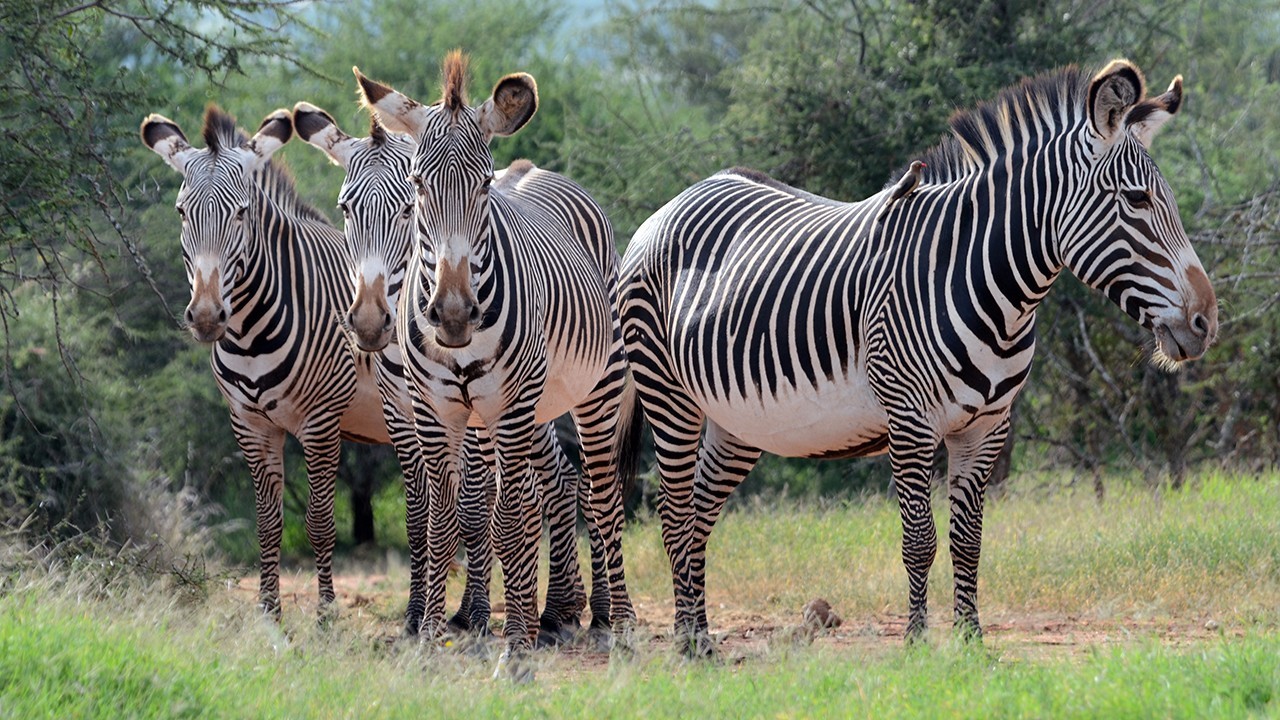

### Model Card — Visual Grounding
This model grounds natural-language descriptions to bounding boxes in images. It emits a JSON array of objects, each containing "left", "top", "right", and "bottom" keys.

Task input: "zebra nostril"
[
  {"left": 184, "top": 307, "right": 194, "bottom": 325},
  {"left": 467, "top": 305, "right": 481, "bottom": 324},
  {"left": 346, "top": 312, "right": 356, "bottom": 330},
  {"left": 382, "top": 312, "right": 393, "bottom": 330},
  {"left": 217, "top": 307, "right": 228, "bottom": 324},
  {"left": 426, "top": 305, "right": 441, "bottom": 327},
  {"left": 1191, "top": 312, "right": 1209, "bottom": 337}
]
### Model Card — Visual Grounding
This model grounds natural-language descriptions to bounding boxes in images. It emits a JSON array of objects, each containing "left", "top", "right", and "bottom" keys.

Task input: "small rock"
[
  {"left": 1204, "top": 619, "right": 1220, "bottom": 632},
  {"left": 802, "top": 598, "right": 843, "bottom": 631}
]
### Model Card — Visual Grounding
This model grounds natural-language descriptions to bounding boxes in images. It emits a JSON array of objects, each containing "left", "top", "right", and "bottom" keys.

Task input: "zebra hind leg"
[
  {"left": 944, "top": 418, "right": 1010, "bottom": 642},
  {"left": 684, "top": 422, "right": 762, "bottom": 657},
  {"left": 580, "top": 466, "right": 611, "bottom": 651},
  {"left": 630, "top": 370, "right": 706, "bottom": 657},
  {"left": 535, "top": 424, "right": 588, "bottom": 648}
]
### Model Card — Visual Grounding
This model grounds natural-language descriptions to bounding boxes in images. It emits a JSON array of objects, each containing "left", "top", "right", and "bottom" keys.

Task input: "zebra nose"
[{"left": 1191, "top": 312, "right": 1210, "bottom": 338}]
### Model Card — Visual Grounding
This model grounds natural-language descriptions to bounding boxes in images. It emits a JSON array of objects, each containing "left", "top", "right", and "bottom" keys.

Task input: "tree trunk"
[{"left": 340, "top": 442, "right": 384, "bottom": 546}]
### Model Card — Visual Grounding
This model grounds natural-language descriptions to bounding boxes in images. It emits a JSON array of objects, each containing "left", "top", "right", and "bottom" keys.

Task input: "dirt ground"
[{"left": 233, "top": 568, "right": 1238, "bottom": 675}]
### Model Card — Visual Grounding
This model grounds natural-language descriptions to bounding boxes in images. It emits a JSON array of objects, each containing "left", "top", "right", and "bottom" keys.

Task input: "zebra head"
[
  {"left": 293, "top": 102, "right": 416, "bottom": 352},
  {"left": 354, "top": 51, "right": 538, "bottom": 349},
  {"left": 141, "top": 106, "right": 292, "bottom": 343},
  {"left": 1059, "top": 60, "right": 1218, "bottom": 364}
]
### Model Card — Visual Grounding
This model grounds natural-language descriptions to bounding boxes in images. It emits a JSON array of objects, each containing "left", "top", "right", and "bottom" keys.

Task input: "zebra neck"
[{"left": 223, "top": 191, "right": 295, "bottom": 343}]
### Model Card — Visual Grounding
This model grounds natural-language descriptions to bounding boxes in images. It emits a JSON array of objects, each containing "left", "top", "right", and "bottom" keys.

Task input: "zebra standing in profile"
[
  {"left": 354, "top": 52, "right": 638, "bottom": 677},
  {"left": 619, "top": 59, "right": 1217, "bottom": 653},
  {"left": 291, "top": 101, "right": 613, "bottom": 644}
]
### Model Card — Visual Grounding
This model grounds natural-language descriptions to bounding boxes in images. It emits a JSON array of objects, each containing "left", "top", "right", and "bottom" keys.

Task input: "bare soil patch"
[{"left": 231, "top": 569, "right": 1239, "bottom": 676}]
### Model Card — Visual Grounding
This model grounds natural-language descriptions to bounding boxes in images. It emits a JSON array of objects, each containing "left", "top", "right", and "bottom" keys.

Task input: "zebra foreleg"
[
  {"left": 685, "top": 423, "right": 762, "bottom": 650},
  {"left": 888, "top": 419, "right": 942, "bottom": 643},
  {"left": 944, "top": 418, "right": 1010, "bottom": 642},
  {"left": 489, "top": 411, "right": 543, "bottom": 679},
  {"left": 535, "top": 424, "right": 588, "bottom": 648},
  {"left": 236, "top": 420, "right": 288, "bottom": 619},
  {"left": 414, "top": 402, "right": 469, "bottom": 642},
  {"left": 451, "top": 429, "right": 496, "bottom": 636},
  {"left": 299, "top": 419, "right": 343, "bottom": 625}
]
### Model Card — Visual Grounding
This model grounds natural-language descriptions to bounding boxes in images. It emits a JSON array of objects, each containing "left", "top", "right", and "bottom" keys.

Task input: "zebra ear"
[
  {"left": 1126, "top": 75, "right": 1183, "bottom": 149},
  {"left": 477, "top": 73, "right": 537, "bottom": 140},
  {"left": 293, "top": 102, "right": 359, "bottom": 168},
  {"left": 1088, "top": 59, "right": 1146, "bottom": 143},
  {"left": 141, "top": 113, "right": 199, "bottom": 174},
  {"left": 354, "top": 66, "right": 429, "bottom": 137},
  {"left": 243, "top": 109, "right": 292, "bottom": 172}
]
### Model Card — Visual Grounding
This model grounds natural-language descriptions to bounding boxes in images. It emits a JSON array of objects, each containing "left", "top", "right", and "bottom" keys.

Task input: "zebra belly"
[
  {"left": 695, "top": 371, "right": 891, "bottom": 459},
  {"left": 339, "top": 356, "right": 392, "bottom": 444},
  {"left": 535, "top": 345, "right": 610, "bottom": 424}
]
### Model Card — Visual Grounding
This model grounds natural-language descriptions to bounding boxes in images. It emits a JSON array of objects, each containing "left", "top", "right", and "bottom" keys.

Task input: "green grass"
[
  {"left": 1, "top": 583, "right": 1277, "bottom": 719},
  {"left": 15, "top": 472, "right": 1276, "bottom": 717}
]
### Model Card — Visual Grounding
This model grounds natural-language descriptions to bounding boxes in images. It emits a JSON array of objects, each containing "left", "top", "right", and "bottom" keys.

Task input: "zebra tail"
[{"left": 614, "top": 373, "right": 646, "bottom": 508}]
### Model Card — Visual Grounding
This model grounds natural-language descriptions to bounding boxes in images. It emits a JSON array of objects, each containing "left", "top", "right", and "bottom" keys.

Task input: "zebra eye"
[
  {"left": 480, "top": 176, "right": 493, "bottom": 194},
  {"left": 337, "top": 202, "right": 350, "bottom": 218},
  {"left": 235, "top": 206, "right": 248, "bottom": 222},
  {"left": 400, "top": 203, "right": 414, "bottom": 220},
  {"left": 1121, "top": 189, "right": 1151, "bottom": 208},
  {"left": 175, "top": 205, "right": 186, "bottom": 220},
  {"left": 409, "top": 175, "right": 425, "bottom": 193}
]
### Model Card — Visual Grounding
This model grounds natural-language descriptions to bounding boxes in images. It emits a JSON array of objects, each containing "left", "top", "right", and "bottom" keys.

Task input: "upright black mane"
[
  {"left": 200, "top": 104, "right": 329, "bottom": 226},
  {"left": 888, "top": 65, "right": 1092, "bottom": 188}
]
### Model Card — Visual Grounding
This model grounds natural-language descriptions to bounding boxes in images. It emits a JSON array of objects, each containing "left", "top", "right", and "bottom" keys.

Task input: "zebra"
[
  {"left": 354, "top": 51, "right": 638, "bottom": 677},
  {"left": 139, "top": 106, "right": 490, "bottom": 628},
  {"left": 618, "top": 60, "right": 1218, "bottom": 654},
  {"left": 140, "top": 106, "right": 382, "bottom": 619},
  {"left": 291, "top": 101, "right": 613, "bottom": 644}
]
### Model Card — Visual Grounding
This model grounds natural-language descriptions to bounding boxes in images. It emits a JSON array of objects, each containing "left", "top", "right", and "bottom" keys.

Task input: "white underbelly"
[
  {"left": 534, "top": 343, "right": 610, "bottom": 423},
  {"left": 695, "top": 369, "right": 889, "bottom": 458}
]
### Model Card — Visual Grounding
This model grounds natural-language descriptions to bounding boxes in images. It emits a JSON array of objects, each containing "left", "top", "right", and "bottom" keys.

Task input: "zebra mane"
[
  {"left": 892, "top": 65, "right": 1093, "bottom": 188},
  {"left": 202, "top": 104, "right": 243, "bottom": 156},
  {"left": 369, "top": 113, "right": 389, "bottom": 147},
  {"left": 441, "top": 49, "right": 469, "bottom": 112},
  {"left": 201, "top": 104, "right": 329, "bottom": 225}
]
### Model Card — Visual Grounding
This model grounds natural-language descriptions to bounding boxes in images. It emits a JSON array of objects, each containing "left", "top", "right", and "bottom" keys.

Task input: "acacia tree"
[{"left": 0, "top": 0, "right": 311, "bottom": 539}]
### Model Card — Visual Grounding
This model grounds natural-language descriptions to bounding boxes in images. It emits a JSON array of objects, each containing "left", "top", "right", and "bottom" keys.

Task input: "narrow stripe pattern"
[{"left": 619, "top": 62, "right": 1216, "bottom": 651}]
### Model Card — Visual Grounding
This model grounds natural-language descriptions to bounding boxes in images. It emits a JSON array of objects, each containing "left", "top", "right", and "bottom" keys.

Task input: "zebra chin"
[
  {"left": 186, "top": 322, "right": 227, "bottom": 344},
  {"left": 1151, "top": 320, "right": 1213, "bottom": 369}
]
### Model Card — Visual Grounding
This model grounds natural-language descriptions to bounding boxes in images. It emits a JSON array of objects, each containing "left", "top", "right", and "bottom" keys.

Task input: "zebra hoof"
[
  {"left": 953, "top": 617, "right": 983, "bottom": 643},
  {"left": 535, "top": 615, "right": 581, "bottom": 649},
  {"left": 903, "top": 618, "right": 929, "bottom": 646},
  {"left": 493, "top": 650, "right": 536, "bottom": 684},
  {"left": 584, "top": 617, "right": 613, "bottom": 653},
  {"left": 446, "top": 611, "right": 471, "bottom": 633},
  {"left": 678, "top": 631, "right": 718, "bottom": 661}
]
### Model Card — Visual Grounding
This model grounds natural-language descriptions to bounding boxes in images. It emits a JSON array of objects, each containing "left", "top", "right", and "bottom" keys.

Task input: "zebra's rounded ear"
[
  {"left": 1088, "top": 59, "right": 1146, "bottom": 142},
  {"left": 141, "top": 113, "right": 198, "bottom": 174},
  {"left": 1126, "top": 75, "right": 1183, "bottom": 149},
  {"left": 293, "top": 102, "right": 358, "bottom": 168},
  {"left": 354, "top": 66, "right": 428, "bottom": 137},
  {"left": 477, "top": 73, "right": 537, "bottom": 140},
  {"left": 243, "top": 109, "right": 292, "bottom": 172}
]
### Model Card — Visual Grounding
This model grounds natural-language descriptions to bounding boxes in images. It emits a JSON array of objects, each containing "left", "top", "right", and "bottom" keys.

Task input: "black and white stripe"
[
  {"left": 356, "top": 53, "right": 638, "bottom": 677},
  {"left": 619, "top": 60, "right": 1217, "bottom": 652}
]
